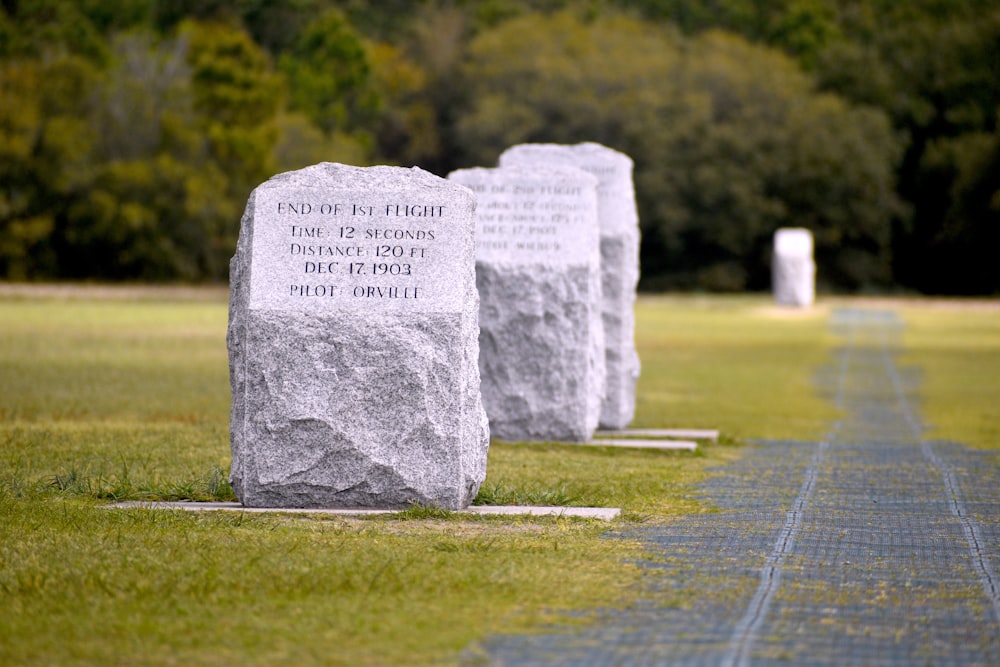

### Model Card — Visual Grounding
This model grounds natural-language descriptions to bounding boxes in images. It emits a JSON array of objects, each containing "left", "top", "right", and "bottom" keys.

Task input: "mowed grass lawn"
[{"left": 1, "top": 287, "right": 997, "bottom": 666}]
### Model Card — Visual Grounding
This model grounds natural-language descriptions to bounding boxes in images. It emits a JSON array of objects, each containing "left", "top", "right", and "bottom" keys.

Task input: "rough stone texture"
[
  {"left": 228, "top": 162, "right": 489, "bottom": 509},
  {"left": 499, "top": 143, "right": 641, "bottom": 429},
  {"left": 449, "top": 165, "right": 604, "bottom": 442},
  {"left": 773, "top": 227, "right": 815, "bottom": 308}
]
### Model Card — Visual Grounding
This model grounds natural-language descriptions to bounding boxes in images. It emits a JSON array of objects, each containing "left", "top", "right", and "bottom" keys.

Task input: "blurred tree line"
[{"left": 1, "top": 0, "right": 997, "bottom": 293}]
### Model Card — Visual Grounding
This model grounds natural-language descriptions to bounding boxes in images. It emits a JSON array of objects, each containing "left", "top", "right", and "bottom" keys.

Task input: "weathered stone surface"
[
  {"left": 773, "top": 227, "right": 815, "bottom": 308},
  {"left": 448, "top": 165, "right": 604, "bottom": 442},
  {"left": 228, "top": 162, "right": 489, "bottom": 509},
  {"left": 499, "top": 143, "right": 641, "bottom": 429}
]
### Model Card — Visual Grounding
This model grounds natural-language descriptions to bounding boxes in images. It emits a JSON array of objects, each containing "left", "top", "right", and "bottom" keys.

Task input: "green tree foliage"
[
  {"left": 614, "top": 0, "right": 1000, "bottom": 292},
  {"left": 0, "top": 0, "right": 996, "bottom": 292},
  {"left": 614, "top": 0, "right": 841, "bottom": 63},
  {"left": 63, "top": 154, "right": 232, "bottom": 280},
  {"left": 241, "top": 0, "right": 329, "bottom": 54},
  {"left": 0, "top": 55, "right": 99, "bottom": 279},
  {"left": 279, "top": 9, "right": 377, "bottom": 135},
  {"left": 56, "top": 29, "right": 242, "bottom": 280},
  {"left": 368, "top": 42, "right": 441, "bottom": 167},
  {"left": 181, "top": 20, "right": 283, "bottom": 266},
  {"left": 768, "top": 0, "right": 840, "bottom": 66},
  {"left": 457, "top": 12, "right": 674, "bottom": 162},
  {"left": 0, "top": 0, "right": 109, "bottom": 61},
  {"left": 0, "top": 60, "right": 55, "bottom": 279},
  {"left": 388, "top": 4, "right": 474, "bottom": 174},
  {"left": 913, "top": 125, "right": 1000, "bottom": 293},
  {"left": 271, "top": 111, "right": 372, "bottom": 173},
  {"left": 0, "top": 9, "right": 284, "bottom": 281},
  {"left": 457, "top": 13, "right": 902, "bottom": 290},
  {"left": 822, "top": 1, "right": 1000, "bottom": 293},
  {"left": 648, "top": 32, "right": 903, "bottom": 290}
]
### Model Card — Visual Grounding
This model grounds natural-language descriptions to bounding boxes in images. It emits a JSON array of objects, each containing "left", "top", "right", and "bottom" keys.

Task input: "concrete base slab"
[
  {"left": 107, "top": 501, "right": 620, "bottom": 521},
  {"left": 595, "top": 428, "right": 719, "bottom": 441},
  {"left": 465, "top": 505, "right": 619, "bottom": 519},
  {"left": 583, "top": 438, "right": 697, "bottom": 451}
]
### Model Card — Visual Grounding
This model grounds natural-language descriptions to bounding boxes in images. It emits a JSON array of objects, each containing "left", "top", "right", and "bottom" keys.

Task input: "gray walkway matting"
[
  {"left": 108, "top": 501, "right": 621, "bottom": 520},
  {"left": 468, "top": 308, "right": 1000, "bottom": 666}
]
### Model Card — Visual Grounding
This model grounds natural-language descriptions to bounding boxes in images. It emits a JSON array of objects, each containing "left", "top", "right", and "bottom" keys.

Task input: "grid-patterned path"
[{"left": 468, "top": 310, "right": 1000, "bottom": 666}]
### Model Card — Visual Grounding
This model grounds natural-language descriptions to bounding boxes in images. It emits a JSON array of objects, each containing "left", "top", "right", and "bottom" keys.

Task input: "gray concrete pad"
[
  {"left": 595, "top": 428, "right": 719, "bottom": 441},
  {"left": 583, "top": 438, "right": 698, "bottom": 451},
  {"left": 107, "top": 501, "right": 620, "bottom": 520},
  {"left": 464, "top": 505, "right": 619, "bottom": 519}
]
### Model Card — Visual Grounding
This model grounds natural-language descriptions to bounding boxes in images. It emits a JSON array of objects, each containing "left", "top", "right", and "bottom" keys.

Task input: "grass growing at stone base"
[{"left": 2, "top": 287, "right": 995, "bottom": 665}]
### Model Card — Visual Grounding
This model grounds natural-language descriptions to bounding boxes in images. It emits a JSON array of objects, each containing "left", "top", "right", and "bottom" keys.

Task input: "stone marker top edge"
[
  {"left": 498, "top": 142, "right": 634, "bottom": 169},
  {"left": 498, "top": 143, "right": 639, "bottom": 238},
  {"left": 238, "top": 161, "right": 479, "bottom": 315},
  {"left": 453, "top": 164, "right": 601, "bottom": 268},
  {"left": 260, "top": 162, "right": 474, "bottom": 199},
  {"left": 448, "top": 164, "right": 600, "bottom": 187},
  {"left": 774, "top": 227, "right": 814, "bottom": 256}
]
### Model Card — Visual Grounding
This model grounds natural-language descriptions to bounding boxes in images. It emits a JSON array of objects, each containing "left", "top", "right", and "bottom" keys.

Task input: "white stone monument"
[
  {"left": 499, "top": 143, "right": 640, "bottom": 430},
  {"left": 772, "top": 228, "right": 815, "bottom": 308},
  {"left": 449, "top": 165, "right": 604, "bottom": 442},
  {"left": 227, "top": 163, "right": 489, "bottom": 509}
]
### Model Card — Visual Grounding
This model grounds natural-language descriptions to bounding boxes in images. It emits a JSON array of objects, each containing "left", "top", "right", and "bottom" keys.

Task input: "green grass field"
[
  {"left": 1, "top": 287, "right": 997, "bottom": 665},
  {"left": 894, "top": 300, "right": 1000, "bottom": 450}
]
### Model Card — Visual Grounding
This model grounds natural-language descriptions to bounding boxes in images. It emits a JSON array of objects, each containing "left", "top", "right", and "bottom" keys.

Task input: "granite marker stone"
[
  {"left": 449, "top": 165, "right": 604, "bottom": 442},
  {"left": 228, "top": 163, "right": 489, "bottom": 509},
  {"left": 500, "top": 143, "right": 641, "bottom": 429}
]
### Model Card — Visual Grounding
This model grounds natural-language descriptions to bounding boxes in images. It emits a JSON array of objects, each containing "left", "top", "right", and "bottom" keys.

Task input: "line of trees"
[{"left": 1, "top": 1, "right": 998, "bottom": 294}]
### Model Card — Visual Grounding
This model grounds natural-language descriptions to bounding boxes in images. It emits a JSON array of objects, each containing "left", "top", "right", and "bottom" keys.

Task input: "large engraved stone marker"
[
  {"left": 499, "top": 143, "right": 640, "bottom": 430},
  {"left": 772, "top": 227, "right": 816, "bottom": 308},
  {"left": 227, "top": 163, "right": 489, "bottom": 509},
  {"left": 449, "top": 165, "right": 604, "bottom": 442}
]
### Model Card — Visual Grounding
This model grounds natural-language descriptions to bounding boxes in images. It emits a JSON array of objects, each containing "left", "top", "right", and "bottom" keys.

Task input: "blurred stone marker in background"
[
  {"left": 228, "top": 163, "right": 489, "bottom": 509},
  {"left": 772, "top": 228, "right": 815, "bottom": 308},
  {"left": 499, "top": 143, "right": 640, "bottom": 430},
  {"left": 449, "top": 165, "right": 604, "bottom": 442}
]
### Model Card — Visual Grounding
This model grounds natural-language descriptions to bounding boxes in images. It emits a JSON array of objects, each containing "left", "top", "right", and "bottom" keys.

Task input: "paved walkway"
[{"left": 468, "top": 309, "right": 1000, "bottom": 666}]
